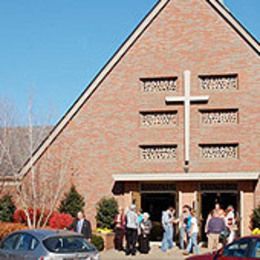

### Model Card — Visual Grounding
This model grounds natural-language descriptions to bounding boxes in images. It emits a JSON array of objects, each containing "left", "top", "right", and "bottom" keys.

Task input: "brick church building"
[{"left": 20, "top": 0, "right": 259, "bottom": 237}]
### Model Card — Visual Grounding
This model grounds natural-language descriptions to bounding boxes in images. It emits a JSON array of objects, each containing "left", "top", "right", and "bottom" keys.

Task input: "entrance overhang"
[{"left": 113, "top": 172, "right": 259, "bottom": 182}]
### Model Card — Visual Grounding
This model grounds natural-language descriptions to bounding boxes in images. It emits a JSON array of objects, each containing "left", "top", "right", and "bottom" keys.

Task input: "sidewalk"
[{"left": 100, "top": 245, "right": 208, "bottom": 260}]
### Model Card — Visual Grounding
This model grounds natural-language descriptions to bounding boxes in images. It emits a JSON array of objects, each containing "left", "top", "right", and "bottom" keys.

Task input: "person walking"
[
  {"left": 139, "top": 213, "right": 152, "bottom": 254},
  {"left": 206, "top": 210, "right": 226, "bottom": 252},
  {"left": 161, "top": 206, "right": 175, "bottom": 252},
  {"left": 114, "top": 207, "right": 126, "bottom": 251},
  {"left": 125, "top": 204, "right": 138, "bottom": 256},
  {"left": 70, "top": 211, "right": 92, "bottom": 242},
  {"left": 183, "top": 209, "right": 200, "bottom": 255}
]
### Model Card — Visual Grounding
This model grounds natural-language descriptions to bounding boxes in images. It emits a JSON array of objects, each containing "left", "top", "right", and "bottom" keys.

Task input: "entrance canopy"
[{"left": 113, "top": 172, "right": 259, "bottom": 182}]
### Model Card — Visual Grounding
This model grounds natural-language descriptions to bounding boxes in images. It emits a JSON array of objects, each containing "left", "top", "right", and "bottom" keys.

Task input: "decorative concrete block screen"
[
  {"left": 140, "top": 111, "right": 177, "bottom": 127},
  {"left": 199, "top": 74, "right": 238, "bottom": 91},
  {"left": 140, "top": 145, "right": 177, "bottom": 160},
  {"left": 140, "top": 77, "right": 177, "bottom": 92},
  {"left": 200, "top": 109, "right": 238, "bottom": 125},
  {"left": 199, "top": 144, "right": 239, "bottom": 159}
]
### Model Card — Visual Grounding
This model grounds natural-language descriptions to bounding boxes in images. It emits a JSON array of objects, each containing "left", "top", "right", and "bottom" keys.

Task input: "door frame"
[{"left": 198, "top": 184, "right": 240, "bottom": 241}]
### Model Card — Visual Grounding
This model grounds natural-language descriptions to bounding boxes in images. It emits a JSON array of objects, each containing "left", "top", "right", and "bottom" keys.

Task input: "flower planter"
[{"left": 97, "top": 232, "right": 115, "bottom": 250}]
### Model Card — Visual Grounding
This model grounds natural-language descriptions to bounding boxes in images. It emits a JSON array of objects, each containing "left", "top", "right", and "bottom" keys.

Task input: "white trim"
[
  {"left": 178, "top": 191, "right": 182, "bottom": 217},
  {"left": 240, "top": 190, "right": 244, "bottom": 236},
  {"left": 19, "top": 0, "right": 259, "bottom": 177},
  {"left": 113, "top": 172, "right": 259, "bottom": 181},
  {"left": 166, "top": 71, "right": 209, "bottom": 164}
]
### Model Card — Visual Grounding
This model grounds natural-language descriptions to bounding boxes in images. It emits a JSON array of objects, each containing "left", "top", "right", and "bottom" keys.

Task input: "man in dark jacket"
[
  {"left": 70, "top": 211, "right": 92, "bottom": 242},
  {"left": 206, "top": 211, "right": 225, "bottom": 252}
]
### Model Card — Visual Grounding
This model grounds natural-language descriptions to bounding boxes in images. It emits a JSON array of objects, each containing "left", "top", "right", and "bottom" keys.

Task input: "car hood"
[{"left": 186, "top": 251, "right": 217, "bottom": 260}]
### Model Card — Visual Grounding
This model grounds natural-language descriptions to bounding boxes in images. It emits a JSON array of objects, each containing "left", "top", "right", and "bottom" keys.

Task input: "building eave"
[{"left": 113, "top": 172, "right": 260, "bottom": 182}]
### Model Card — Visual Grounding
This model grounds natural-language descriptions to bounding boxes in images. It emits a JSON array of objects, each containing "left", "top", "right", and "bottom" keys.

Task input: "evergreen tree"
[
  {"left": 96, "top": 197, "right": 118, "bottom": 229},
  {"left": 0, "top": 195, "right": 16, "bottom": 222},
  {"left": 59, "top": 186, "right": 85, "bottom": 217},
  {"left": 251, "top": 205, "right": 260, "bottom": 229}
]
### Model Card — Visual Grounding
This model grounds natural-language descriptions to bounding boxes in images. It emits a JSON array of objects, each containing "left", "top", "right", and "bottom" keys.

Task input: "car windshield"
[{"left": 43, "top": 236, "right": 96, "bottom": 253}]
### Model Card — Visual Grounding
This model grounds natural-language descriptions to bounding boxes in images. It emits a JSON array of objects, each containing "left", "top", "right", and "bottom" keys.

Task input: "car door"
[
  {"left": 0, "top": 233, "right": 21, "bottom": 259},
  {"left": 248, "top": 237, "right": 260, "bottom": 259},
  {"left": 217, "top": 238, "right": 251, "bottom": 260},
  {"left": 12, "top": 233, "right": 39, "bottom": 259}
]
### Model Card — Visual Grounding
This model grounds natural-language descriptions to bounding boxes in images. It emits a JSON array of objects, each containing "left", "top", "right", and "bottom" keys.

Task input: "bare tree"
[
  {"left": 0, "top": 96, "right": 73, "bottom": 228},
  {"left": 0, "top": 99, "right": 19, "bottom": 193}
]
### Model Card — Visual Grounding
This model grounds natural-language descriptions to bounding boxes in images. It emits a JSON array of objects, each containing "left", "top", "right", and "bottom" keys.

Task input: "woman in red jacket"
[{"left": 114, "top": 207, "right": 126, "bottom": 251}]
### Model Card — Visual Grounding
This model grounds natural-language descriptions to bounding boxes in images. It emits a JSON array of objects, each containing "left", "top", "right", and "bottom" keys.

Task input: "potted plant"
[{"left": 95, "top": 197, "right": 118, "bottom": 250}]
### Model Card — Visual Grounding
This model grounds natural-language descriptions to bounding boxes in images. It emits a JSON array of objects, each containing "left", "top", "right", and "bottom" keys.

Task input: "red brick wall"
[{"left": 28, "top": 0, "right": 259, "bottom": 225}]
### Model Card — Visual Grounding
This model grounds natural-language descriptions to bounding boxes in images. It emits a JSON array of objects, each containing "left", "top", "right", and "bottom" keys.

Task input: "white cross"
[{"left": 166, "top": 70, "right": 209, "bottom": 165}]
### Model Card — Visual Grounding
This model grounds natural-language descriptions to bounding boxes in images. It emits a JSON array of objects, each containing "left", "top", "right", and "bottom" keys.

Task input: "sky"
[{"left": 0, "top": 0, "right": 259, "bottom": 126}]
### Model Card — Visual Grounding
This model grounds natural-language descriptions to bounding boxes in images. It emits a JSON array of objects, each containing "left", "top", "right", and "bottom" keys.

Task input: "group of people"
[
  {"left": 162, "top": 203, "right": 237, "bottom": 255},
  {"left": 205, "top": 203, "right": 237, "bottom": 251},
  {"left": 69, "top": 203, "right": 237, "bottom": 257},
  {"left": 162, "top": 205, "right": 200, "bottom": 255},
  {"left": 114, "top": 204, "right": 152, "bottom": 256}
]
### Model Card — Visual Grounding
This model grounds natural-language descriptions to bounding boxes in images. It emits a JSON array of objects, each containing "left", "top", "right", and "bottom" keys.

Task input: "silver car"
[{"left": 0, "top": 229, "right": 100, "bottom": 260}]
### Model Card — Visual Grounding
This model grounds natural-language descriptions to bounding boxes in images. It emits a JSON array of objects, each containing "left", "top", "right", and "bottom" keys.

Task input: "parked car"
[
  {"left": 186, "top": 236, "right": 260, "bottom": 260},
  {"left": 0, "top": 229, "right": 100, "bottom": 260}
]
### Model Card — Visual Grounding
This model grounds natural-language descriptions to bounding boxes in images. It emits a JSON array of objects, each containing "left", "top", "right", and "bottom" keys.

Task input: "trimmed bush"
[
  {"left": 0, "top": 195, "right": 16, "bottom": 222},
  {"left": 96, "top": 197, "right": 118, "bottom": 229},
  {"left": 0, "top": 222, "right": 27, "bottom": 240},
  {"left": 13, "top": 208, "right": 49, "bottom": 226},
  {"left": 49, "top": 212, "right": 73, "bottom": 229},
  {"left": 59, "top": 186, "right": 85, "bottom": 218},
  {"left": 91, "top": 234, "right": 104, "bottom": 251},
  {"left": 251, "top": 205, "right": 260, "bottom": 229}
]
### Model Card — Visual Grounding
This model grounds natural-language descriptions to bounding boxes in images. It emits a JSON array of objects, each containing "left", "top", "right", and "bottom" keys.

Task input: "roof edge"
[
  {"left": 19, "top": 0, "right": 170, "bottom": 176},
  {"left": 207, "top": 0, "right": 259, "bottom": 55}
]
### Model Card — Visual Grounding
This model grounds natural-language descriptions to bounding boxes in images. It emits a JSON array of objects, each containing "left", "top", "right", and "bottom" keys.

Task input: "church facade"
[{"left": 20, "top": 0, "right": 259, "bottom": 237}]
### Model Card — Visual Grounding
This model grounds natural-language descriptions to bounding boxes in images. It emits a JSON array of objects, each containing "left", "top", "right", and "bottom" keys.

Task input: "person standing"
[
  {"left": 137, "top": 209, "right": 144, "bottom": 251},
  {"left": 114, "top": 207, "right": 126, "bottom": 251},
  {"left": 139, "top": 213, "right": 152, "bottom": 254},
  {"left": 125, "top": 204, "right": 138, "bottom": 256},
  {"left": 161, "top": 206, "right": 175, "bottom": 252},
  {"left": 70, "top": 211, "right": 92, "bottom": 242},
  {"left": 214, "top": 203, "right": 225, "bottom": 218},
  {"left": 179, "top": 205, "right": 191, "bottom": 250},
  {"left": 183, "top": 209, "right": 199, "bottom": 255},
  {"left": 206, "top": 211, "right": 226, "bottom": 252},
  {"left": 225, "top": 205, "right": 236, "bottom": 244}
]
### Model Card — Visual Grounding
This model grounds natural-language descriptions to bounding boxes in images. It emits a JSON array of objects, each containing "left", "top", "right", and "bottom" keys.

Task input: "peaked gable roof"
[{"left": 19, "top": 0, "right": 259, "bottom": 177}]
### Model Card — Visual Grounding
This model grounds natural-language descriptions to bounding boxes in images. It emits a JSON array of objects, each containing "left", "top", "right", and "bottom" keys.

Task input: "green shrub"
[
  {"left": 96, "top": 197, "right": 118, "bottom": 229},
  {"left": 59, "top": 185, "right": 85, "bottom": 217},
  {"left": 91, "top": 234, "right": 104, "bottom": 251},
  {"left": 0, "top": 195, "right": 16, "bottom": 222},
  {"left": 251, "top": 205, "right": 260, "bottom": 229}
]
